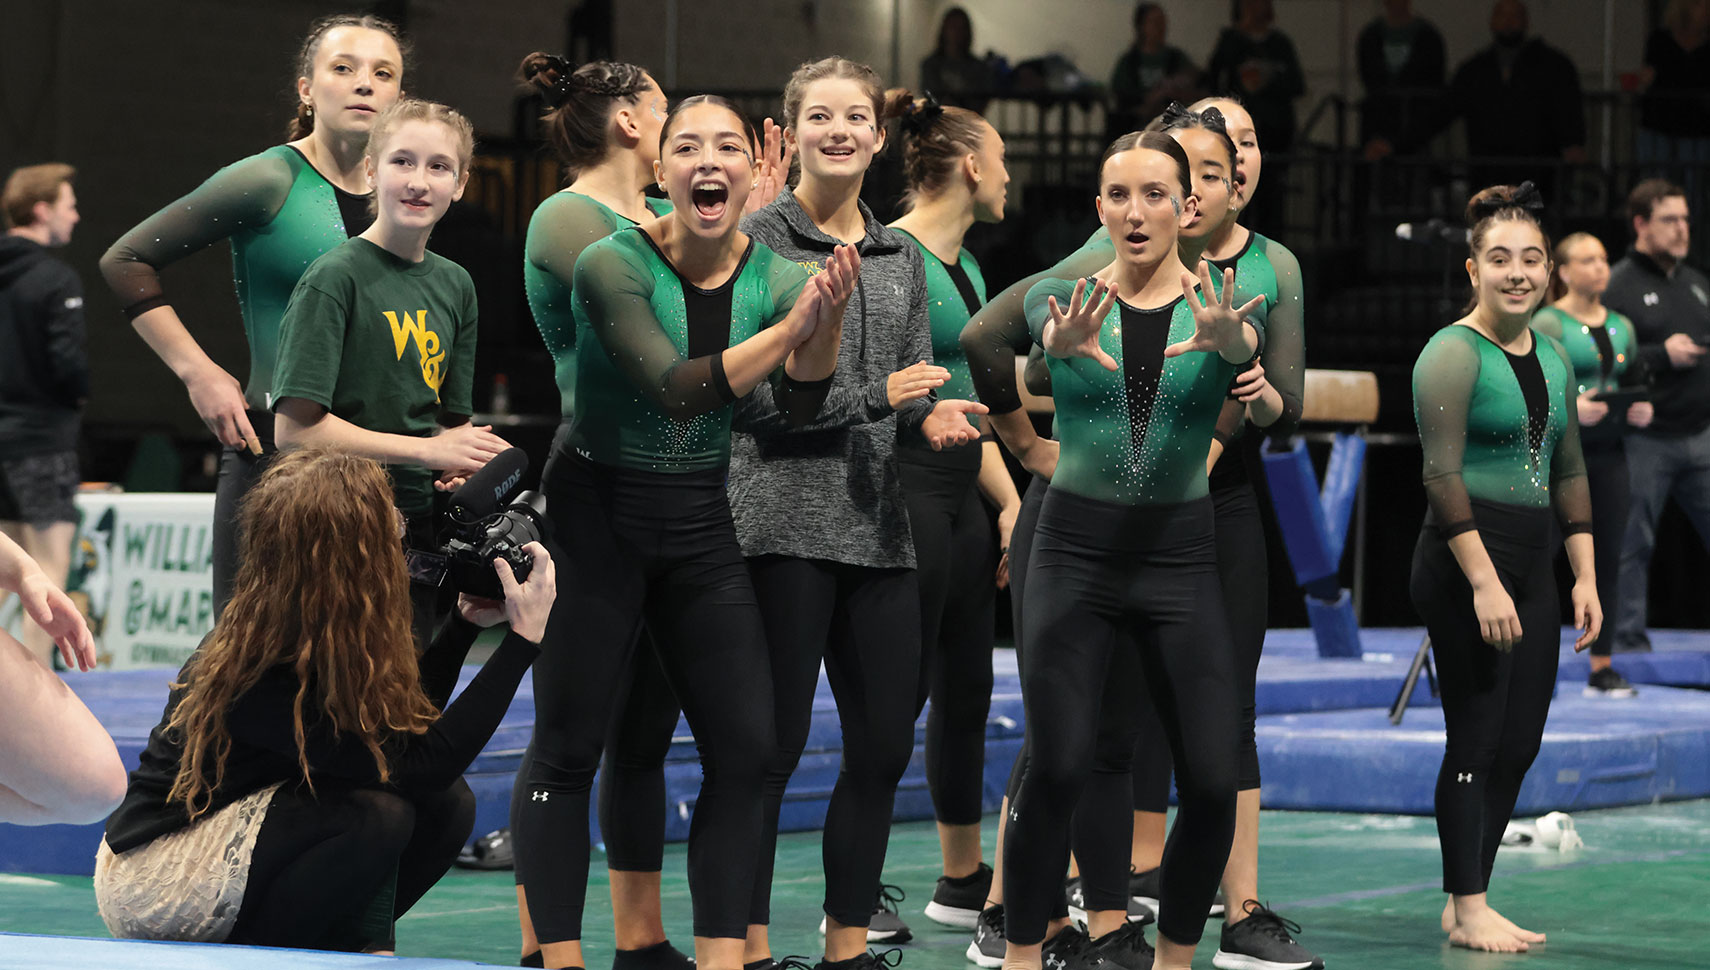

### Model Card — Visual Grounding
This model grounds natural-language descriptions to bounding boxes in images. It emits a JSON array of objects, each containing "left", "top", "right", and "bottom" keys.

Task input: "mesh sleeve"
[
  {"left": 1412, "top": 328, "right": 1481, "bottom": 536},
  {"left": 99, "top": 152, "right": 295, "bottom": 317},
  {"left": 961, "top": 243, "right": 1112, "bottom": 414},
  {"left": 1528, "top": 308, "right": 1565, "bottom": 344},
  {"left": 1544, "top": 336, "right": 1593, "bottom": 535},
  {"left": 1258, "top": 240, "right": 1305, "bottom": 437},
  {"left": 1023, "top": 343, "right": 1053, "bottom": 398},
  {"left": 574, "top": 241, "right": 737, "bottom": 418},
  {"left": 525, "top": 194, "right": 626, "bottom": 359},
  {"left": 1024, "top": 277, "right": 1078, "bottom": 345}
]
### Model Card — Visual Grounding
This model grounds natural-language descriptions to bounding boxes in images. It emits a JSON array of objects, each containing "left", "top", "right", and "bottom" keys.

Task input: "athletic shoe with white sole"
[
  {"left": 965, "top": 904, "right": 1006, "bottom": 968},
  {"left": 1087, "top": 921, "right": 1155, "bottom": 970},
  {"left": 1042, "top": 925, "right": 1108, "bottom": 970},
  {"left": 1211, "top": 901, "right": 1323, "bottom": 970},
  {"left": 1066, "top": 877, "right": 1154, "bottom": 925},
  {"left": 1584, "top": 666, "right": 1637, "bottom": 698},
  {"left": 1127, "top": 866, "right": 1223, "bottom": 920},
  {"left": 820, "top": 885, "right": 913, "bottom": 944},
  {"left": 925, "top": 863, "right": 992, "bottom": 928}
]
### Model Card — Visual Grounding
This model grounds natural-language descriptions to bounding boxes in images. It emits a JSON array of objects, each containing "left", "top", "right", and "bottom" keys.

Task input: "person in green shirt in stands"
[
  {"left": 101, "top": 14, "right": 411, "bottom": 615},
  {"left": 272, "top": 99, "right": 504, "bottom": 641}
]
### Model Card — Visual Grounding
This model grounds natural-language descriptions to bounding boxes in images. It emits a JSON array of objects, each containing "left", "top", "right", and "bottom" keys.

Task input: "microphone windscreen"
[{"left": 449, "top": 447, "right": 530, "bottom": 521}]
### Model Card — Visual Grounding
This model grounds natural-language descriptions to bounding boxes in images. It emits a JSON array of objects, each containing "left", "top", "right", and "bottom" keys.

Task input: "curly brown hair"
[{"left": 167, "top": 449, "right": 436, "bottom": 820}]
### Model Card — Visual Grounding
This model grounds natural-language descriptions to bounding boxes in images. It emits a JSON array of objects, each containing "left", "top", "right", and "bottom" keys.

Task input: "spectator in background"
[
  {"left": 1109, "top": 4, "right": 1202, "bottom": 137},
  {"left": 1368, "top": 0, "right": 1586, "bottom": 199},
  {"left": 1356, "top": 0, "right": 1446, "bottom": 148},
  {"left": 1601, "top": 179, "right": 1710, "bottom": 654},
  {"left": 0, "top": 163, "right": 87, "bottom": 670},
  {"left": 921, "top": 7, "right": 998, "bottom": 113},
  {"left": 1206, "top": 0, "right": 1304, "bottom": 233},
  {"left": 1638, "top": 0, "right": 1710, "bottom": 172}
]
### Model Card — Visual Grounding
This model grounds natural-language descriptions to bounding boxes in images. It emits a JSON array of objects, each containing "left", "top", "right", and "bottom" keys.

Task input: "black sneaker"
[
  {"left": 745, "top": 961, "right": 777, "bottom": 970},
  {"left": 1042, "top": 925, "right": 1105, "bottom": 970},
  {"left": 926, "top": 863, "right": 992, "bottom": 928},
  {"left": 613, "top": 940, "right": 695, "bottom": 970},
  {"left": 1585, "top": 666, "right": 1637, "bottom": 698},
  {"left": 965, "top": 904, "right": 1005, "bottom": 968},
  {"left": 1066, "top": 877, "right": 1154, "bottom": 925},
  {"left": 1087, "top": 921, "right": 1155, "bottom": 970},
  {"left": 822, "top": 885, "right": 913, "bottom": 944},
  {"left": 1127, "top": 867, "right": 1160, "bottom": 920},
  {"left": 813, "top": 950, "right": 902, "bottom": 970},
  {"left": 1211, "top": 901, "right": 1322, "bottom": 970}
]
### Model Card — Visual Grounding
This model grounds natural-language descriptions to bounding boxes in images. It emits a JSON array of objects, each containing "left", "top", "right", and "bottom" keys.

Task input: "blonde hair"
[{"left": 365, "top": 99, "right": 476, "bottom": 176}]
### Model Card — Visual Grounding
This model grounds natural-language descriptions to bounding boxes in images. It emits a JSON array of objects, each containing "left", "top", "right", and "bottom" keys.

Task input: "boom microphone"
[{"left": 449, "top": 447, "right": 530, "bottom": 522}]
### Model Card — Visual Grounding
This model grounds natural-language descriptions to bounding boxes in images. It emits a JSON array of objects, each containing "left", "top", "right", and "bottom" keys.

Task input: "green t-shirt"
[
  {"left": 526, "top": 191, "right": 674, "bottom": 416},
  {"left": 1413, "top": 325, "right": 1587, "bottom": 519},
  {"left": 272, "top": 238, "right": 477, "bottom": 515},
  {"left": 1025, "top": 279, "right": 1236, "bottom": 505},
  {"left": 567, "top": 228, "right": 811, "bottom": 472},
  {"left": 895, "top": 229, "right": 987, "bottom": 403}
]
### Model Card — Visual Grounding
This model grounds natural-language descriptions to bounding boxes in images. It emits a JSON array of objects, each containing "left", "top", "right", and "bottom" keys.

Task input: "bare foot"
[
  {"left": 1448, "top": 908, "right": 1529, "bottom": 953},
  {"left": 1441, "top": 898, "right": 1455, "bottom": 934},
  {"left": 1488, "top": 906, "right": 1546, "bottom": 944}
]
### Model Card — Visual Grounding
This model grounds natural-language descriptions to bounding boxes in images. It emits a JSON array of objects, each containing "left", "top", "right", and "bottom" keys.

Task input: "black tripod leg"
[{"left": 1389, "top": 634, "right": 1434, "bottom": 725}]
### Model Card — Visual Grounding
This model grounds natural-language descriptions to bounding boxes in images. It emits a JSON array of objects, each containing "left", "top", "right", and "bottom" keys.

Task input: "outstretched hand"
[
  {"left": 1042, "top": 277, "right": 1119, "bottom": 371},
  {"left": 921, "top": 398, "right": 989, "bottom": 451},
  {"left": 19, "top": 571, "right": 96, "bottom": 672},
  {"left": 745, "top": 118, "right": 795, "bottom": 215},
  {"left": 1166, "top": 262, "right": 1264, "bottom": 360}
]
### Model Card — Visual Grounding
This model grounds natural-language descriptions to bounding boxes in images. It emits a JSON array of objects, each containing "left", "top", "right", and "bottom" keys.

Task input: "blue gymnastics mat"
[
  {"left": 7, "top": 628, "right": 1705, "bottom": 876},
  {"left": 0, "top": 931, "right": 500, "bottom": 968}
]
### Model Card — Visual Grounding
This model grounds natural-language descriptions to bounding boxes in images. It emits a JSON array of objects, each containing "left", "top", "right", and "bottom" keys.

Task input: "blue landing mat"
[
  {"left": 1257, "top": 685, "right": 1710, "bottom": 814},
  {"left": 8, "top": 628, "right": 1704, "bottom": 876},
  {"left": 0, "top": 932, "right": 497, "bottom": 968}
]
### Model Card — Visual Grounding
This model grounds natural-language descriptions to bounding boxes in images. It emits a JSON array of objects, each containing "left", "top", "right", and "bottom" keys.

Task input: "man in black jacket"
[
  {"left": 1603, "top": 178, "right": 1710, "bottom": 653},
  {"left": 0, "top": 163, "right": 87, "bottom": 668}
]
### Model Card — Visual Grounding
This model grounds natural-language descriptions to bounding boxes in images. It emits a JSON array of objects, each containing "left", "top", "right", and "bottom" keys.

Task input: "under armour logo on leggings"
[
  {"left": 1457, "top": 772, "right": 1473, "bottom": 783},
  {"left": 532, "top": 790, "right": 550, "bottom": 801}
]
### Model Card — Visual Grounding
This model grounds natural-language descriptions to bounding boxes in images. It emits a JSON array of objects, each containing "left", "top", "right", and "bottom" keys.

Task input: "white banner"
[{"left": 1, "top": 492, "right": 217, "bottom": 670}]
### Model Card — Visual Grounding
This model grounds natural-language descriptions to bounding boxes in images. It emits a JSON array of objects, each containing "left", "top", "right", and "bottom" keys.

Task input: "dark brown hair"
[
  {"left": 1627, "top": 177, "right": 1687, "bottom": 227},
  {"left": 166, "top": 450, "right": 435, "bottom": 821},
  {"left": 1098, "top": 130, "right": 1193, "bottom": 200},
  {"left": 883, "top": 89, "right": 990, "bottom": 212},
  {"left": 1464, "top": 183, "right": 1551, "bottom": 312},
  {"left": 1145, "top": 103, "right": 1237, "bottom": 172},
  {"left": 289, "top": 14, "right": 409, "bottom": 140},
  {"left": 2, "top": 163, "right": 74, "bottom": 229},
  {"left": 934, "top": 7, "right": 974, "bottom": 58},
  {"left": 658, "top": 95, "right": 759, "bottom": 156},
  {"left": 1547, "top": 231, "right": 1603, "bottom": 303},
  {"left": 517, "top": 53, "right": 653, "bottom": 178}
]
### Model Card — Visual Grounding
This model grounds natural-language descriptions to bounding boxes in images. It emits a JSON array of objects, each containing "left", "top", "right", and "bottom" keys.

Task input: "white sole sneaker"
[
  {"left": 1211, "top": 949, "right": 1315, "bottom": 970},
  {"left": 818, "top": 916, "right": 907, "bottom": 943},
  {"left": 1131, "top": 895, "right": 1160, "bottom": 919},
  {"left": 924, "top": 900, "right": 982, "bottom": 929},
  {"left": 966, "top": 938, "right": 1004, "bottom": 968},
  {"left": 1583, "top": 685, "right": 1636, "bottom": 698}
]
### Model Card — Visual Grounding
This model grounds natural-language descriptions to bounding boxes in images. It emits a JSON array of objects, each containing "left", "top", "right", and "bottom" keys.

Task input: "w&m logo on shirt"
[{"left": 384, "top": 310, "right": 447, "bottom": 402}]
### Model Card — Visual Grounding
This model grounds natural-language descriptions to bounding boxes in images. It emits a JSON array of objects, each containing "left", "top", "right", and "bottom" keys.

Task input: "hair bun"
[{"left": 900, "top": 91, "right": 945, "bottom": 137}]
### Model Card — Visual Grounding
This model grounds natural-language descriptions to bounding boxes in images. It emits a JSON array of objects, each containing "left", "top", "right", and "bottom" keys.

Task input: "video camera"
[{"left": 406, "top": 448, "right": 549, "bottom": 599}]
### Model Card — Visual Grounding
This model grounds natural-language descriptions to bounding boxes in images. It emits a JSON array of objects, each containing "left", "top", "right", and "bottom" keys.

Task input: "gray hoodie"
[{"left": 728, "top": 189, "right": 935, "bottom": 568}]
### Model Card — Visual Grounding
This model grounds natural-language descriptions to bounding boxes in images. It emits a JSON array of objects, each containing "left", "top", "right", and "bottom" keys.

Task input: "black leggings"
[
  {"left": 1409, "top": 499, "right": 1559, "bottom": 896},
  {"left": 211, "top": 410, "right": 277, "bottom": 618},
  {"left": 228, "top": 780, "right": 475, "bottom": 951},
  {"left": 1132, "top": 476, "right": 1269, "bottom": 812},
  {"left": 1004, "top": 489, "right": 1237, "bottom": 948},
  {"left": 746, "top": 555, "right": 920, "bottom": 928},
  {"left": 1002, "top": 475, "right": 1123, "bottom": 916},
  {"left": 899, "top": 455, "right": 997, "bottom": 826},
  {"left": 598, "top": 637, "right": 682, "bottom": 874},
  {"left": 1581, "top": 440, "right": 1628, "bottom": 658},
  {"left": 511, "top": 450, "right": 775, "bottom": 943}
]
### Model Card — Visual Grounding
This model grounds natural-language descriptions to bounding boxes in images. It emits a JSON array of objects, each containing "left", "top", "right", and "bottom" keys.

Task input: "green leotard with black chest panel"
[
  {"left": 1530, "top": 305, "right": 1640, "bottom": 446},
  {"left": 1207, "top": 231, "right": 1304, "bottom": 436},
  {"left": 568, "top": 227, "right": 813, "bottom": 472},
  {"left": 100, "top": 145, "right": 373, "bottom": 412},
  {"left": 1413, "top": 324, "right": 1591, "bottom": 533},
  {"left": 1025, "top": 277, "right": 1238, "bottom": 505},
  {"left": 526, "top": 191, "right": 674, "bottom": 416},
  {"left": 895, "top": 228, "right": 988, "bottom": 404}
]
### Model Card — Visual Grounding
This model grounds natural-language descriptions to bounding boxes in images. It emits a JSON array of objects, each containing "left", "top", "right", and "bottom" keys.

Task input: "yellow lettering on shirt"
[{"left": 384, "top": 310, "right": 448, "bottom": 402}]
